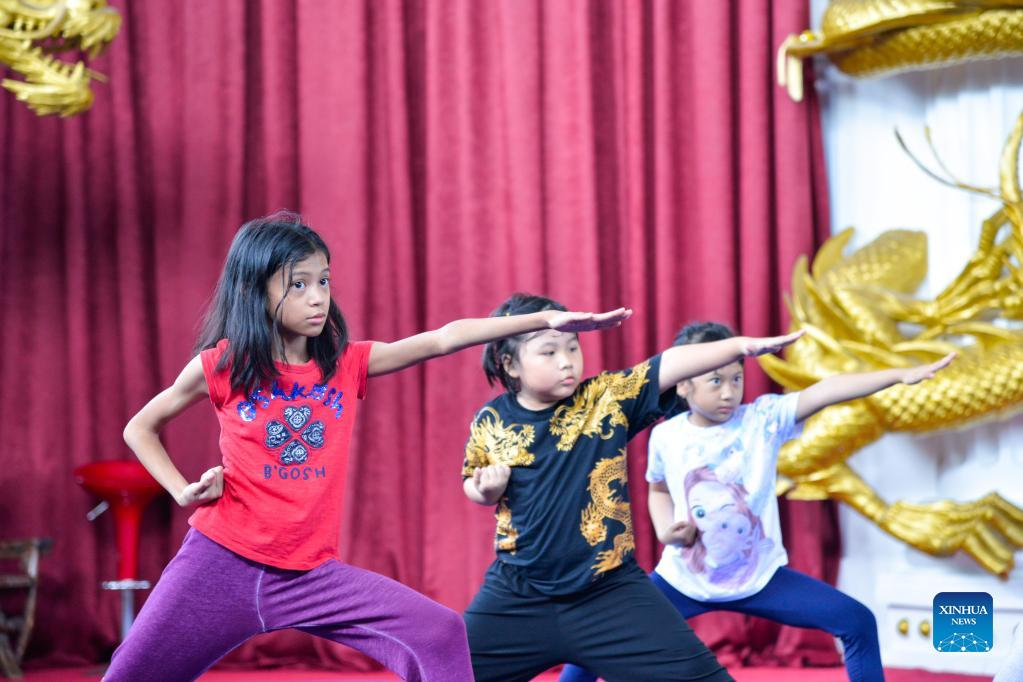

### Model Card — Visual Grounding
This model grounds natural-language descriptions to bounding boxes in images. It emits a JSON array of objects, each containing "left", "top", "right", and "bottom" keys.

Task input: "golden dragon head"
[
  {"left": 761, "top": 110, "right": 1023, "bottom": 388},
  {"left": 0, "top": 0, "right": 121, "bottom": 116}
]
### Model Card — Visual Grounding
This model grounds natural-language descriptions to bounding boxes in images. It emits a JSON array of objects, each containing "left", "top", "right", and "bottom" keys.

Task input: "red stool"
[{"left": 74, "top": 460, "right": 164, "bottom": 640}]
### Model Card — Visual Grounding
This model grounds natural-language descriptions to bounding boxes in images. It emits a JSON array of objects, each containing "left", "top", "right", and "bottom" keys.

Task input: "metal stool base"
[{"left": 101, "top": 580, "right": 152, "bottom": 641}]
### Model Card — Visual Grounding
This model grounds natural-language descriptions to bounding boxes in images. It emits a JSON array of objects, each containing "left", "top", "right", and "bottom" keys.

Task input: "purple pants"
[{"left": 104, "top": 529, "right": 472, "bottom": 682}]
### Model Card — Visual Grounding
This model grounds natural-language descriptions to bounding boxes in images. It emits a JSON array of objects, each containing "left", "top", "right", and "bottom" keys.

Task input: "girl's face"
[
  {"left": 504, "top": 329, "right": 583, "bottom": 409},
  {"left": 266, "top": 251, "right": 331, "bottom": 342},
  {"left": 678, "top": 361, "right": 744, "bottom": 426}
]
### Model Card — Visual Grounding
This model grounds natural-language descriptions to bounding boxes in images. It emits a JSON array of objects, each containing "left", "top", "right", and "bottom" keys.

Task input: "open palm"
[
  {"left": 739, "top": 330, "right": 805, "bottom": 357},
  {"left": 901, "top": 352, "right": 956, "bottom": 385},
  {"left": 548, "top": 307, "right": 633, "bottom": 333}
]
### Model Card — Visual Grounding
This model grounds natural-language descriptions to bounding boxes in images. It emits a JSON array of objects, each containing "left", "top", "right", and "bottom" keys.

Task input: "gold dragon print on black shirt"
[
  {"left": 549, "top": 361, "right": 651, "bottom": 451},
  {"left": 462, "top": 406, "right": 537, "bottom": 476},
  {"left": 463, "top": 357, "right": 670, "bottom": 594},
  {"left": 495, "top": 498, "right": 519, "bottom": 553},
  {"left": 581, "top": 449, "right": 633, "bottom": 575}
]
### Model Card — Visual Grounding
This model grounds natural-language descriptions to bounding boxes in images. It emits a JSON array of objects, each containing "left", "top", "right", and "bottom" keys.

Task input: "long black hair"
[
  {"left": 482, "top": 293, "right": 567, "bottom": 393},
  {"left": 667, "top": 321, "right": 736, "bottom": 418},
  {"left": 194, "top": 210, "right": 348, "bottom": 396}
]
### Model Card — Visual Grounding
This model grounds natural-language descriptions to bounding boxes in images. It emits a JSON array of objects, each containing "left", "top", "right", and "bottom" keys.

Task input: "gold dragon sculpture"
[
  {"left": 0, "top": 0, "right": 120, "bottom": 116},
  {"left": 778, "top": 0, "right": 1023, "bottom": 101},
  {"left": 758, "top": 113, "right": 1023, "bottom": 576}
]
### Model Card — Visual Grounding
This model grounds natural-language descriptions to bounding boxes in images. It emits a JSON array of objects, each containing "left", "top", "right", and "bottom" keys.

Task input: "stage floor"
[{"left": 19, "top": 666, "right": 992, "bottom": 681}]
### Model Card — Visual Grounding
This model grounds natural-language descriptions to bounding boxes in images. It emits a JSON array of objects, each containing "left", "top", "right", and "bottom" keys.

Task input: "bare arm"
[
  {"left": 657, "top": 331, "right": 804, "bottom": 391},
  {"left": 795, "top": 353, "right": 955, "bottom": 422},
  {"left": 463, "top": 465, "right": 511, "bottom": 505},
  {"left": 367, "top": 308, "right": 632, "bottom": 377},
  {"left": 123, "top": 355, "right": 222, "bottom": 507},
  {"left": 649, "top": 481, "right": 696, "bottom": 547}
]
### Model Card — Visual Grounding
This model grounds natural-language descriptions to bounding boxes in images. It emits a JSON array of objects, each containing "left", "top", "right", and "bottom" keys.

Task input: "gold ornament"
[
  {"left": 494, "top": 498, "right": 519, "bottom": 553},
  {"left": 0, "top": 0, "right": 121, "bottom": 116},
  {"left": 758, "top": 113, "right": 1023, "bottom": 576},
  {"left": 462, "top": 406, "right": 536, "bottom": 477},
  {"left": 778, "top": 1, "right": 1023, "bottom": 101},
  {"left": 550, "top": 361, "right": 651, "bottom": 452},
  {"left": 580, "top": 450, "right": 634, "bottom": 576}
]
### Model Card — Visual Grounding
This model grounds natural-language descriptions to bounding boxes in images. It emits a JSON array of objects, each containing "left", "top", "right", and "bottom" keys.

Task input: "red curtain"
[{"left": 0, "top": 0, "right": 836, "bottom": 672}]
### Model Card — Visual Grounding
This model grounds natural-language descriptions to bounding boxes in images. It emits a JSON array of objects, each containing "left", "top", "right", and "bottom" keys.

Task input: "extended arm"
[
  {"left": 795, "top": 353, "right": 955, "bottom": 422},
  {"left": 368, "top": 308, "right": 632, "bottom": 376},
  {"left": 657, "top": 331, "right": 804, "bottom": 391}
]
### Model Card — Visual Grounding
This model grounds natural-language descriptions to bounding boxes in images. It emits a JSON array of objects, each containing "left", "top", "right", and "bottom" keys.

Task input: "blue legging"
[{"left": 559, "top": 567, "right": 883, "bottom": 682}]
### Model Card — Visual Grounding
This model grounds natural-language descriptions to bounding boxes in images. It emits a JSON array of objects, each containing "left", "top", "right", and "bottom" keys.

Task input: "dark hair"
[
  {"left": 672, "top": 321, "right": 735, "bottom": 348},
  {"left": 667, "top": 321, "right": 736, "bottom": 417},
  {"left": 482, "top": 293, "right": 568, "bottom": 393},
  {"left": 194, "top": 210, "right": 348, "bottom": 396}
]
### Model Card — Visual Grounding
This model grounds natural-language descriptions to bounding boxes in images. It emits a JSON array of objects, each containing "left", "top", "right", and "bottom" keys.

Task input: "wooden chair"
[{"left": 0, "top": 539, "right": 52, "bottom": 679}]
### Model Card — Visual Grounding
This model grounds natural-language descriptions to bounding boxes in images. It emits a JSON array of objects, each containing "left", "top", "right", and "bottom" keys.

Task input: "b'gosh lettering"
[
  {"left": 265, "top": 464, "right": 327, "bottom": 481},
  {"left": 238, "top": 380, "right": 344, "bottom": 421}
]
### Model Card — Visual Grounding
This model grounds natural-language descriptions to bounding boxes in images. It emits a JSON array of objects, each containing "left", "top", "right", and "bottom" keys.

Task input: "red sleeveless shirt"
[{"left": 189, "top": 339, "right": 371, "bottom": 569}]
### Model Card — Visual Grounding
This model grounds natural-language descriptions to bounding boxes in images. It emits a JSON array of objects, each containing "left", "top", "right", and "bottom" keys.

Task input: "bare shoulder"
[{"left": 173, "top": 354, "right": 209, "bottom": 397}]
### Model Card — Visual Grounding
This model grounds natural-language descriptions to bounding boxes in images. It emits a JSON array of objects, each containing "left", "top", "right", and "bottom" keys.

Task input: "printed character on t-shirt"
[{"left": 681, "top": 466, "right": 772, "bottom": 588}]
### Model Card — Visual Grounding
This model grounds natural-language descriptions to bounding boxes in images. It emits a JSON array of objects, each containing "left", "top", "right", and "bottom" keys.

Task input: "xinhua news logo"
[{"left": 933, "top": 592, "right": 993, "bottom": 653}]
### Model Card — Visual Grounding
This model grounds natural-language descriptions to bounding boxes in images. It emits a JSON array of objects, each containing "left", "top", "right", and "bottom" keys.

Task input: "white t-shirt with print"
[{"left": 647, "top": 392, "right": 802, "bottom": 602}]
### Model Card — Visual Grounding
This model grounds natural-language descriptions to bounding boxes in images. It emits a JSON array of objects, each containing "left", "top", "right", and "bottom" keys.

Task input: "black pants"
[{"left": 464, "top": 560, "right": 733, "bottom": 682}]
